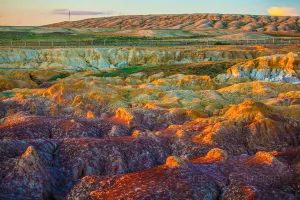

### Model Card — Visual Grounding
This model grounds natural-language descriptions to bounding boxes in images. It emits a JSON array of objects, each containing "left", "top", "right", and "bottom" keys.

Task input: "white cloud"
[
  {"left": 52, "top": 9, "right": 114, "bottom": 16},
  {"left": 267, "top": 7, "right": 300, "bottom": 16}
]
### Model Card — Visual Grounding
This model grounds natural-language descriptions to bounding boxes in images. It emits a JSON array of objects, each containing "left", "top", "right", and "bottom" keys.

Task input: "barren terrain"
[{"left": 1, "top": 13, "right": 300, "bottom": 199}]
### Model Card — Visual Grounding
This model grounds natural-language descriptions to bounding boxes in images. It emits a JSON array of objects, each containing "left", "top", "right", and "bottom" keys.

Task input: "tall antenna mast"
[{"left": 69, "top": 11, "right": 71, "bottom": 21}]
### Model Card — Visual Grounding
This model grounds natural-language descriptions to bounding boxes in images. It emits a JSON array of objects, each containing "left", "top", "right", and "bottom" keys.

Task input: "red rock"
[{"left": 69, "top": 166, "right": 219, "bottom": 200}]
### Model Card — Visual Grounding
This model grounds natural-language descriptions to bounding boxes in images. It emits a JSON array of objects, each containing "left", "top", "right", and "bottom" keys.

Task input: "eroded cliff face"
[
  {"left": 216, "top": 52, "right": 300, "bottom": 83},
  {"left": 68, "top": 150, "right": 297, "bottom": 200},
  {"left": 1, "top": 48, "right": 300, "bottom": 199},
  {"left": 0, "top": 48, "right": 265, "bottom": 70}
]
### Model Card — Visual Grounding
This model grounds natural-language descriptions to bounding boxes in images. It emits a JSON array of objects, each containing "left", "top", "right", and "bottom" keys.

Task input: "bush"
[
  {"left": 214, "top": 41, "right": 230, "bottom": 45},
  {"left": 48, "top": 73, "right": 69, "bottom": 82}
]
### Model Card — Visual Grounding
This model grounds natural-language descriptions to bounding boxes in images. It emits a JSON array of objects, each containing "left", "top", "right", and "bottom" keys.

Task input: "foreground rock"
[
  {"left": 1, "top": 49, "right": 300, "bottom": 199},
  {"left": 160, "top": 99, "right": 300, "bottom": 155},
  {"left": 68, "top": 150, "right": 299, "bottom": 200},
  {"left": 0, "top": 146, "right": 54, "bottom": 199}
]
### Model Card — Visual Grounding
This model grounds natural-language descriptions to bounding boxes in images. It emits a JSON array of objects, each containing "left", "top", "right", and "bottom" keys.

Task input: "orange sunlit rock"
[
  {"left": 131, "top": 130, "right": 141, "bottom": 137},
  {"left": 244, "top": 151, "right": 287, "bottom": 171},
  {"left": 165, "top": 156, "right": 189, "bottom": 168},
  {"left": 241, "top": 186, "right": 256, "bottom": 199},
  {"left": 191, "top": 148, "right": 228, "bottom": 163},
  {"left": 22, "top": 146, "right": 38, "bottom": 159},
  {"left": 86, "top": 111, "right": 95, "bottom": 119},
  {"left": 108, "top": 108, "right": 134, "bottom": 125},
  {"left": 224, "top": 100, "right": 273, "bottom": 121},
  {"left": 192, "top": 122, "right": 222, "bottom": 145},
  {"left": 175, "top": 130, "right": 185, "bottom": 137}
]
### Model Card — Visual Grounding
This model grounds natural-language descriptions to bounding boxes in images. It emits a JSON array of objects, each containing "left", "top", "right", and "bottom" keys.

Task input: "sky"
[{"left": 0, "top": 0, "right": 300, "bottom": 26}]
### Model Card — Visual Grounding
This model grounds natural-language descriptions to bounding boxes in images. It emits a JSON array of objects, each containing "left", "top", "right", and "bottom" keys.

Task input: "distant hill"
[{"left": 45, "top": 13, "right": 300, "bottom": 32}]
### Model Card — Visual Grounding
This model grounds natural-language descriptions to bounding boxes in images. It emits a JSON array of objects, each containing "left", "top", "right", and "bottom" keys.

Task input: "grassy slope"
[
  {"left": 0, "top": 26, "right": 281, "bottom": 42},
  {"left": 0, "top": 27, "right": 200, "bottom": 41},
  {"left": 91, "top": 60, "right": 241, "bottom": 79}
]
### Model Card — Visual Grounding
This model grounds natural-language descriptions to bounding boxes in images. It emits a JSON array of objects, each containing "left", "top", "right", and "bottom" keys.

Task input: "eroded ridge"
[{"left": 0, "top": 48, "right": 300, "bottom": 199}]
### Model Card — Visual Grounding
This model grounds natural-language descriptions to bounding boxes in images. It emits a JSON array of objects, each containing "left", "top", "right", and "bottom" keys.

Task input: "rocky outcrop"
[
  {"left": 109, "top": 107, "right": 194, "bottom": 130},
  {"left": 162, "top": 99, "right": 300, "bottom": 155},
  {"left": 68, "top": 166, "right": 220, "bottom": 200},
  {"left": 165, "top": 156, "right": 190, "bottom": 168},
  {"left": 216, "top": 53, "right": 300, "bottom": 83},
  {"left": 66, "top": 150, "right": 299, "bottom": 200},
  {"left": 0, "top": 145, "right": 53, "bottom": 199},
  {"left": 221, "top": 185, "right": 296, "bottom": 200},
  {"left": 1, "top": 102, "right": 300, "bottom": 199},
  {"left": 0, "top": 48, "right": 264, "bottom": 70},
  {"left": 217, "top": 81, "right": 300, "bottom": 104},
  {"left": 191, "top": 148, "right": 229, "bottom": 163},
  {"left": 221, "top": 151, "right": 296, "bottom": 200},
  {"left": 0, "top": 114, "right": 121, "bottom": 140}
]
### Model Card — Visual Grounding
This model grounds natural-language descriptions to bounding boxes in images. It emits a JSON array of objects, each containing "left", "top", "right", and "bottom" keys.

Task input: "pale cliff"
[
  {"left": 216, "top": 52, "right": 300, "bottom": 83},
  {"left": 0, "top": 48, "right": 265, "bottom": 71}
]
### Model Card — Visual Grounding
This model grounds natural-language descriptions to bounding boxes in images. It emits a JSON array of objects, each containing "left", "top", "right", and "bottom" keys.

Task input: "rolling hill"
[{"left": 45, "top": 13, "right": 300, "bottom": 32}]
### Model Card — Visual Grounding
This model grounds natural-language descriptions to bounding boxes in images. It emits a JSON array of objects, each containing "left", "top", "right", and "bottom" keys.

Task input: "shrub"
[
  {"left": 48, "top": 73, "right": 69, "bottom": 82},
  {"left": 214, "top": 41, "right": 230, "bottom": 45}
]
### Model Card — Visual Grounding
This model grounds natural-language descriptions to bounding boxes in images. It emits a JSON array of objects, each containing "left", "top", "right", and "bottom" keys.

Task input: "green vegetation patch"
[
  {"left": 137, "top": 61, "right": 238, "bottom": 78},
  {"left": 91, "top": 60, "right": 239, "bottom": 79},
  {"left": 48, "top": 73, "right": 69, "bottom": 82},
  {"left": 29, "top": 74, "right": 42, "bottom": 85},
  {"left": 214, "top": 41, "right": 230, "bottom": 45},
  {"left": 0, "top": 91, "right": 16, "bottom": 98},
  {"left": 94, "top": 66, "right": 145, "bottom": 78}
]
